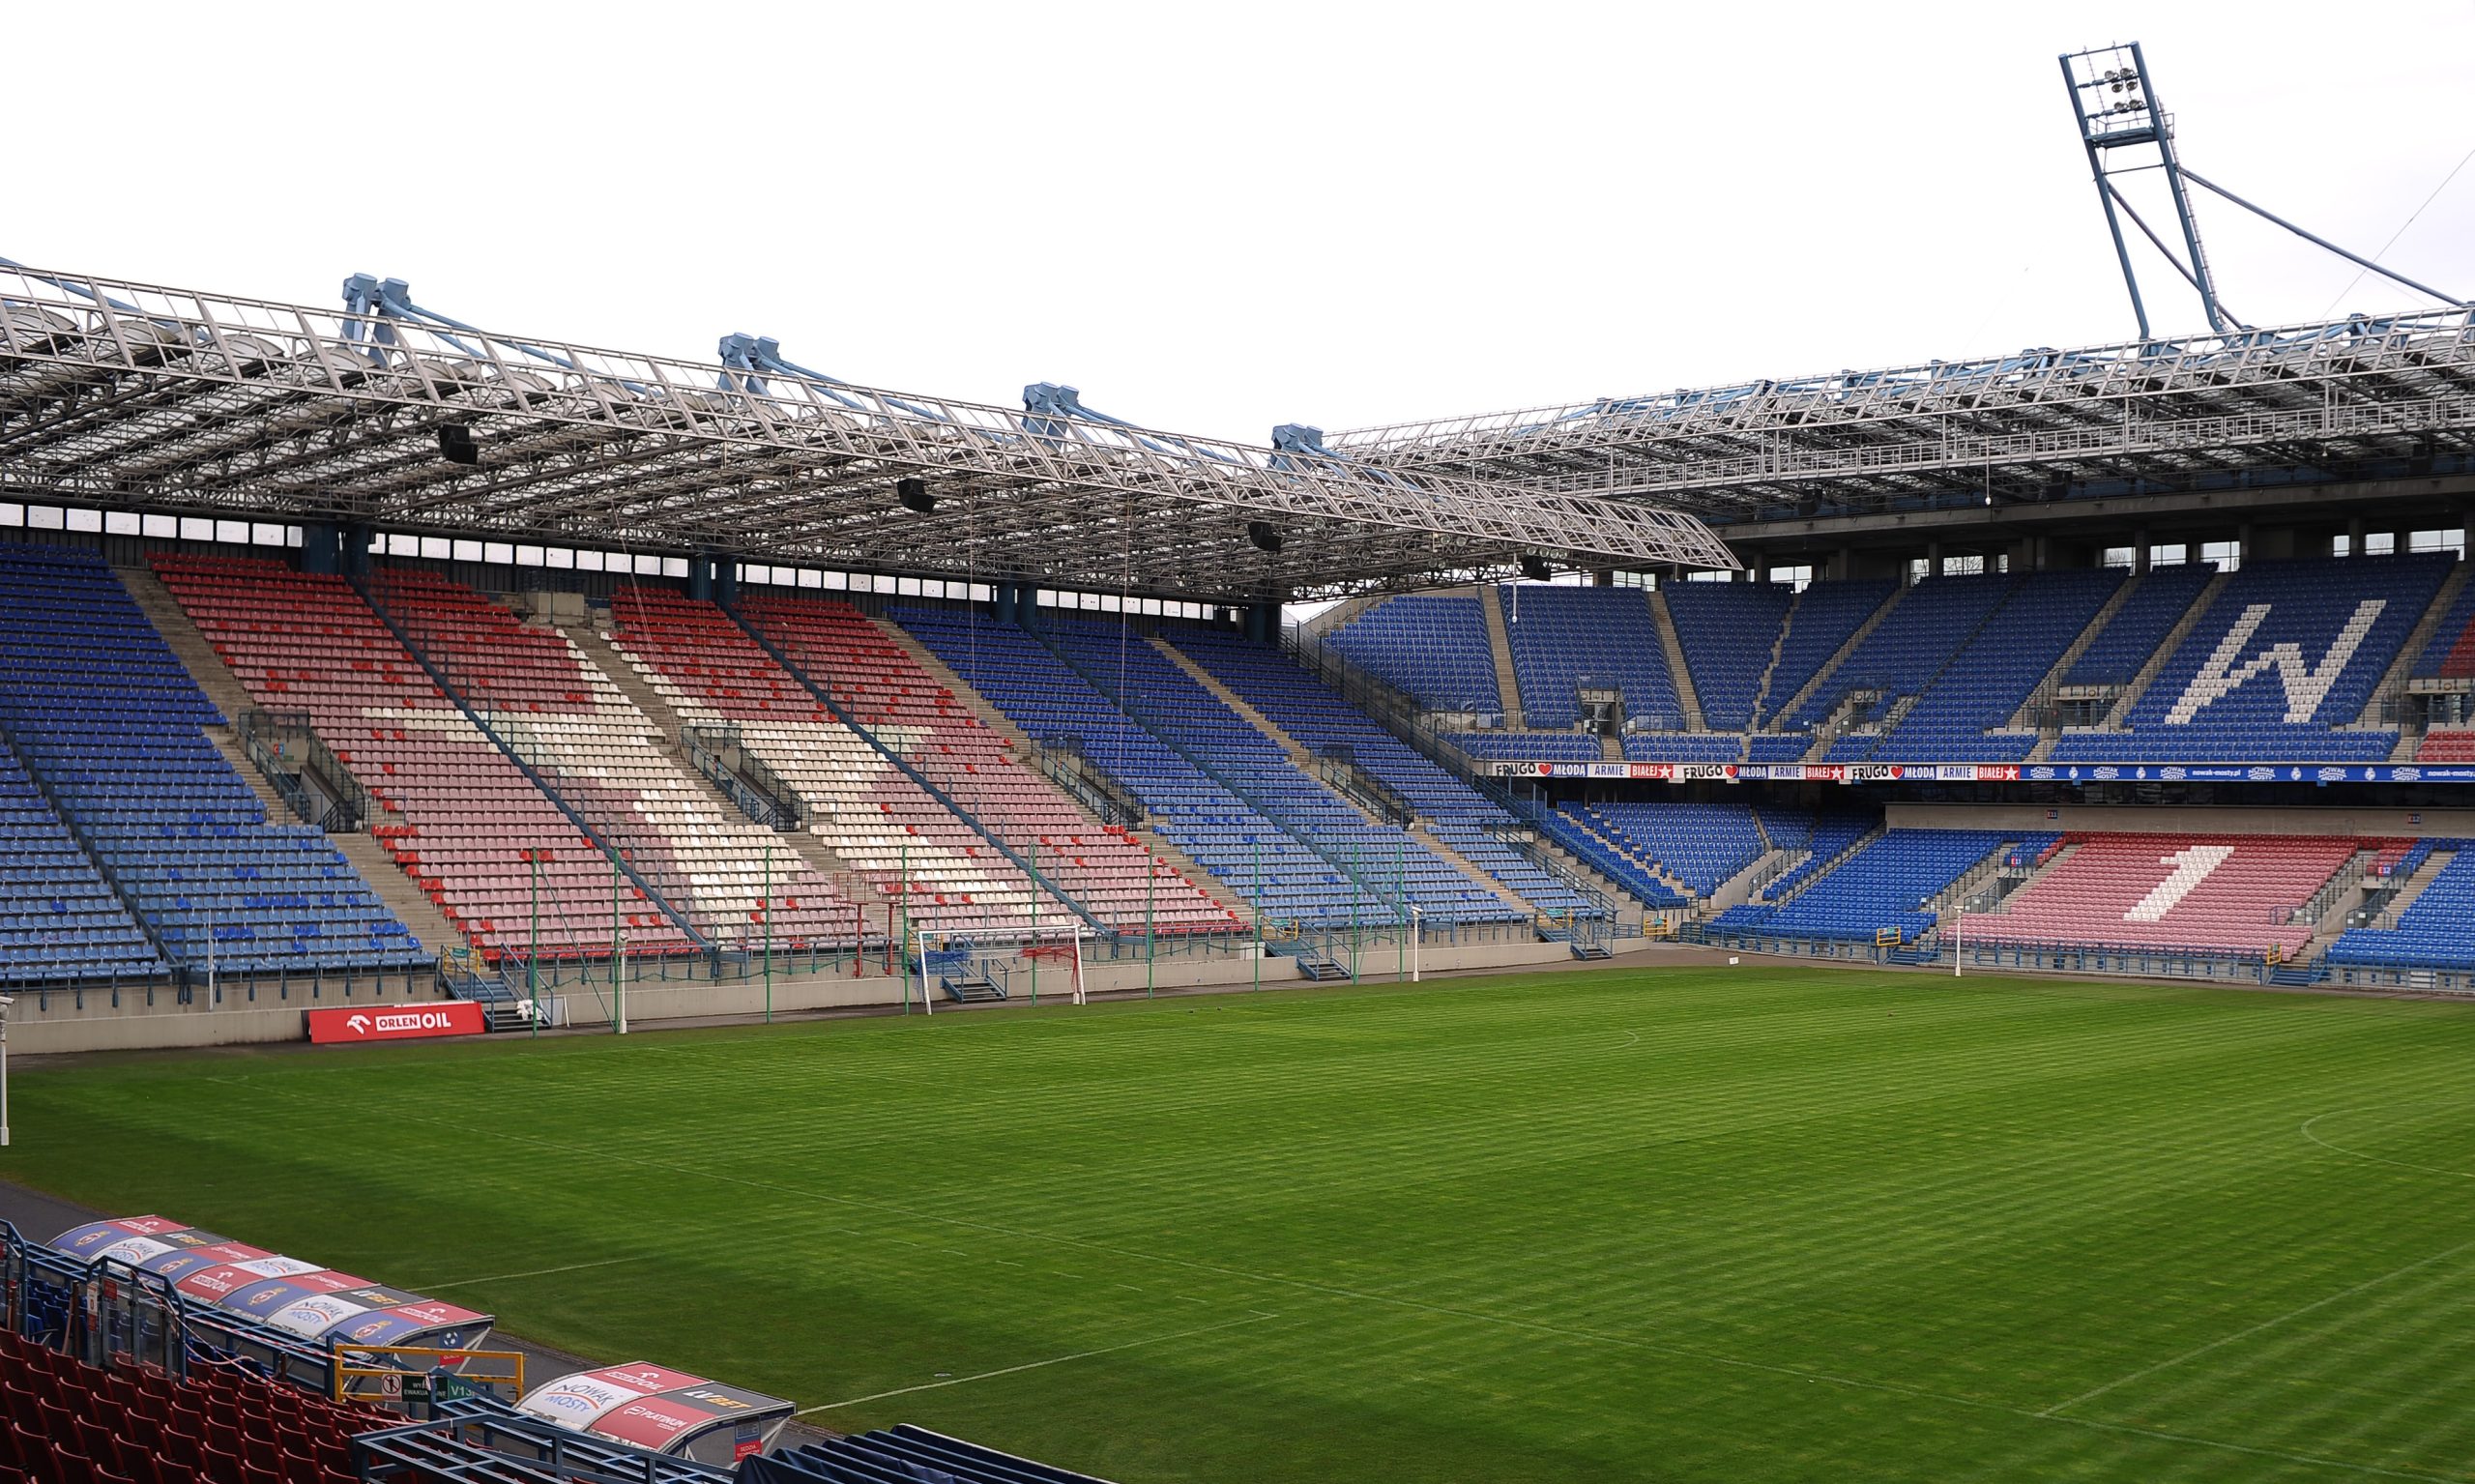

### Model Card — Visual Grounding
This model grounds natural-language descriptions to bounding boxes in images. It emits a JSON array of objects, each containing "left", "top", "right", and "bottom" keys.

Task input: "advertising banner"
[{"left": 306, "top": 1003, "right": 485, "bottom": 1045}]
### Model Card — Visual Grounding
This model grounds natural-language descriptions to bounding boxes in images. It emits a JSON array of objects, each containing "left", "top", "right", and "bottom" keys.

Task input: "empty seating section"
[
  {"left": 1860, "top": 569, "right": 2123, "bottom": 762},
  {"left": 1451, "top": 732, "right": 1604, "bottom": 763},
  {"left": 0, "top": 749, "right": 162, "bottom": 985},
  {"left": 2055, "top": 556, "right": 2450, "bottom": 763},
  {"left": 155, "top": 556, "right": 696, "bottom": 963},
  {"left": 1756, "top": 579, "right": 1895, "bottom": 729},
  {"left": 1799, "top": 573, "right": 2020, "bottom": 740},
  {"left": 1580, "top": 802, "right": 1765, "bottom": 896},
  {"left": 1623, "top": 732, "right": 1746, "bottom": 763},
  {"left": 646, "top": 591, "right": 1228, "bottom": 936},
  {"left": 747, "top": 1425, "right": 1090, "bottom": 1484},
  {"left": 1733, "top": 812, "right": 1878, "bottom": 912},
  {"left": 2065, "top": 564, "right": 2217, "bottom": 686},
  {"left": 2419, "top": 728, "right": 2475, "bottom": 761},
  {"left": 1661, "top": 582, "right": 1794, "bottom": 731},
  {"left": 0, "top": 1324, "right": 388, "bottom": 1484},
  {"left": 1046, "top": 619, "right": 1521, "bottom": 924},
  {"left": 896, "top": 611, "right": 1386, "bottom": 923},
  {"left": 0, "top": 548, "right": 422, "bottom": 980},
  {"left": 1965, "top": 833, "right": 2369, "bottom": 959},
  {"left": 364, "top": 569, "right": 865, "bottom": 950},
  {"left": 2414, "top": 578, "right": 2475, "bottom": 679},
  {"left": 899, "top": 612, "right": 1514, "bottom": 924},
  {"left": 1714, "top": 829, "right": 2004, "bottom": 943},
  {"left": 1165, "top": 629, "right": 1593, "bottom": 917},
  {"left": 2330, "top": 846, "right": 2475, "bottom": 969},
  {"left": 1323, "top": 595, "right": 1500, "bottom": 713},
  {"left": 1497, "top": 585, "right": 1682, "bottom": 729},
  {"left": 1541, "top": 807, "right": 1685, "bottom": 909}
]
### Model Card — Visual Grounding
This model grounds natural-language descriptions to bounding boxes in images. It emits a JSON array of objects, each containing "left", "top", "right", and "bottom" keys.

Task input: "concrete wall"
[{"left": 13, "top": 938, "right": 1587, "bottom": 1055}]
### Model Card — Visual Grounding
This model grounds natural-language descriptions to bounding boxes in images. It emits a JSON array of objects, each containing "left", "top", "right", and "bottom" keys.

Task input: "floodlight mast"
[
  {"left": 2060, "top": 43, "right": 2233, "bottom": 337},
  {"left": 2062, "top": 44, "right": 2466, "bottom": 342}
]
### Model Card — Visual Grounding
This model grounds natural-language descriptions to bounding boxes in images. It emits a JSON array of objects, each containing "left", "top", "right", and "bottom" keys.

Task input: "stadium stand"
[
  {"left": 1713, "top": 826, "right": 2000, "bottom": 944},
  {"left": 1754, "top": 579, "right": 1896, "bottom": 729},
  {"left": 1577, "top": 802, "right": 1768, "bottom": 897},
  {"left": 2412, "top": 576, "right": 2475, "bottom": 681},
  {"left": 1321, "top": 594, "right": 1500, "bottom": 715},
  {"left": 154, "top": 556, "right": 702, "bottom": 964},
  {"left": 1796, "top": 573, "right": 2021, "bottom": 740},
  {"left": 1961, "top": 833, "right": 2371, "bottom": 959},
  {"left": 0, "top": 747, "right": 166, "bottom": 987},
  {"left": 1496, "top": 585, "right": 1683, "bottom": 730},
  {"left": 1450, "top": 732, "right": 1606, "bottom": 763},
  {"left": 1163, "top": 628, "right": 1597, "bottom": 917},
  {"left": 1855, "top": 568, "right": 2125, "bottom": 762},
  {"left": 2328, "top": 845, "right": 2475, "bottom": 969},
  {"left": 2065, "top": 563, "right": 2219, "bottom": 687},
  {"left": 0, "top": 547, "right": 425, "bottom": 983},
  {"left": 897, "top": 610, "right": 1427, "bottom": 925},
  {"left": 1660, "top": 581, "right": 1795, "bottom": 732},
  {"left": 361, "top": 568, "right": 863, "bottom": 953},
  {"left": 1038, "top": 618, "right": 1522, "bottom": 924},
  {"left": 645, "top": 589, "right": 1231, "bottom": 937},
  {"left": 1538, "top": 805, "right": 1687, "bottom": 909},
  {"left": 0, "top": 1324, "right": 392, "bottom": 1484},
  {"left": 2053, "top": 555, "right": 2451, "bottom": 762}
]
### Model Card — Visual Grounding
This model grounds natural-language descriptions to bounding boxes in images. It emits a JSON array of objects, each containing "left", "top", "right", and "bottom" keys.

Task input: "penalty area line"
[{"left": 796, "top": 1310, "right": 1281, "bottom": 1415}]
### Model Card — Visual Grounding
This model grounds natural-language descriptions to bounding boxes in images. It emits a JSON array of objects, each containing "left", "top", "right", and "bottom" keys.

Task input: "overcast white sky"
[{"left": 14, "top": 2, "right": 2473, "bottom": 446}]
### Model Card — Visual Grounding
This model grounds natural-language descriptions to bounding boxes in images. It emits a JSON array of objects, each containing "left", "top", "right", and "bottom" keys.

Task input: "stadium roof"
[
  {"left": 1332, "top": 306, "right": 2475, "bottom": 528},
  {"left": 0, "top": 264, "right": 1736, "bottom": 601}
]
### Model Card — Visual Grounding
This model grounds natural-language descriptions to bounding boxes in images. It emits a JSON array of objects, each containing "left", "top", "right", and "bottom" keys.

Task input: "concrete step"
[
  {"left": 202, "top": 724, "right": 292, "bottom": 821},
  {"left": 1647, "top": 588, "right": 1705, "bottom": 732},
  {"left": 120, "top": 566, "right": 260, "bottom": 726},
  {"left": 1478, "top": 584, "right": 1526, "bottom": 727},
  {"left": 333, "top": 829, "right": 473, "bottom": 961}
]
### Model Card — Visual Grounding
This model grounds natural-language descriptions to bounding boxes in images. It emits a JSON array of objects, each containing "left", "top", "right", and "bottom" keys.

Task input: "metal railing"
[
  {"left": 681, "top": 722, "right": 804, "bottom": 830},
  {"left": 1029, "top": 734, "right": 1148, "bottom": 829},
  {"left": 239, "top": 708, "right": 370, "bottom": 832}
]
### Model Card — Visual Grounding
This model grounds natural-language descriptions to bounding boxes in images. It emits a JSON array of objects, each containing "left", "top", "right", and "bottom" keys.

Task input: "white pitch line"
[
  {"left": 795, "top": 1311, "right": 1280, "bottom": 1415},
  {"left": 2040, "top": 1232, "right": 2475, "bottom": 1417},
  {"left": 419, "top": 1255, "right": 653, "bottom": 1292}
]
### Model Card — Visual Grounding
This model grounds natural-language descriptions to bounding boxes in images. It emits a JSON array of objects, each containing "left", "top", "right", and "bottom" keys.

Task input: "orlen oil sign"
[{"left": 305, "top": 1003, "right": 485, "bottom": 1045}]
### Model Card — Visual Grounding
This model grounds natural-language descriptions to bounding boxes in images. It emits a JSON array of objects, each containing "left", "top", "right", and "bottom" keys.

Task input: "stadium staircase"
[
  {"left": 880, "top": 620, "right": 1252, "bottom": 927},
  {"left": 1150, "top": 636, "right": 1536, "bottom": 919},
  {"left": 2008, "top": 573, "right": 2141, "bottom": 737},
  {"left": 330, "top": 829, "right": 468, "bottom": 970},
  {"left": 2091, "top": 567, "right": 2233, "bottom": 732},
  {"left": 563, "top": 619, "right": 858, "bottom": 892},
  {"left": 1742, "top": 588, "right": 1801, "bottom": 738},
  {"left": 1775, "top": 584, "right": 1905, "bottom": 754},
  {"left": 2354, "top": 561, "right": 2469, "bottom": 753},
  {"left": 1647, "top": 589, "right": 1706, "bottom": 731},
  {"left": 121, "top": 567, "right": 298, "bottom": 820},
  {"left": 1476, "top": 584, "right": 1526, "bottom": 728}
]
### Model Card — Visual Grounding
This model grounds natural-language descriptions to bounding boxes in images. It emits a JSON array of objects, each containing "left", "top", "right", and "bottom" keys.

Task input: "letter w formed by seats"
[{"left": 2165, "top": 599, "right": 2385, "bottom": 725}]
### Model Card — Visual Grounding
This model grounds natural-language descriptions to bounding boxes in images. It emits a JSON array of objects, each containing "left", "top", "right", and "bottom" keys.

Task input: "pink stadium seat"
[{"left": 1957, "top": 832, "right": 2378, "bottom": 959}]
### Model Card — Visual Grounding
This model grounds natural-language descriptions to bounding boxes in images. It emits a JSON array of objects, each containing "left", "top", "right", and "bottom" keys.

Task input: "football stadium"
[{"left": 3, "top": 12, "right": 2474, "bottom": 1483}]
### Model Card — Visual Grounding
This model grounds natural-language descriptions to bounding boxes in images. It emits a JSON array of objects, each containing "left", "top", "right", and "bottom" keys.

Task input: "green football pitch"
[{"left": 9, "top": 966, "right": 2475, "bottom": 1484}]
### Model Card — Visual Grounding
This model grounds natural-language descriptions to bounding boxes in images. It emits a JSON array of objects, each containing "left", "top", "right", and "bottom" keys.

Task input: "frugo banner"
[{"left": 305, "top": 1003, "right": 485, "bottom": 1044}]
